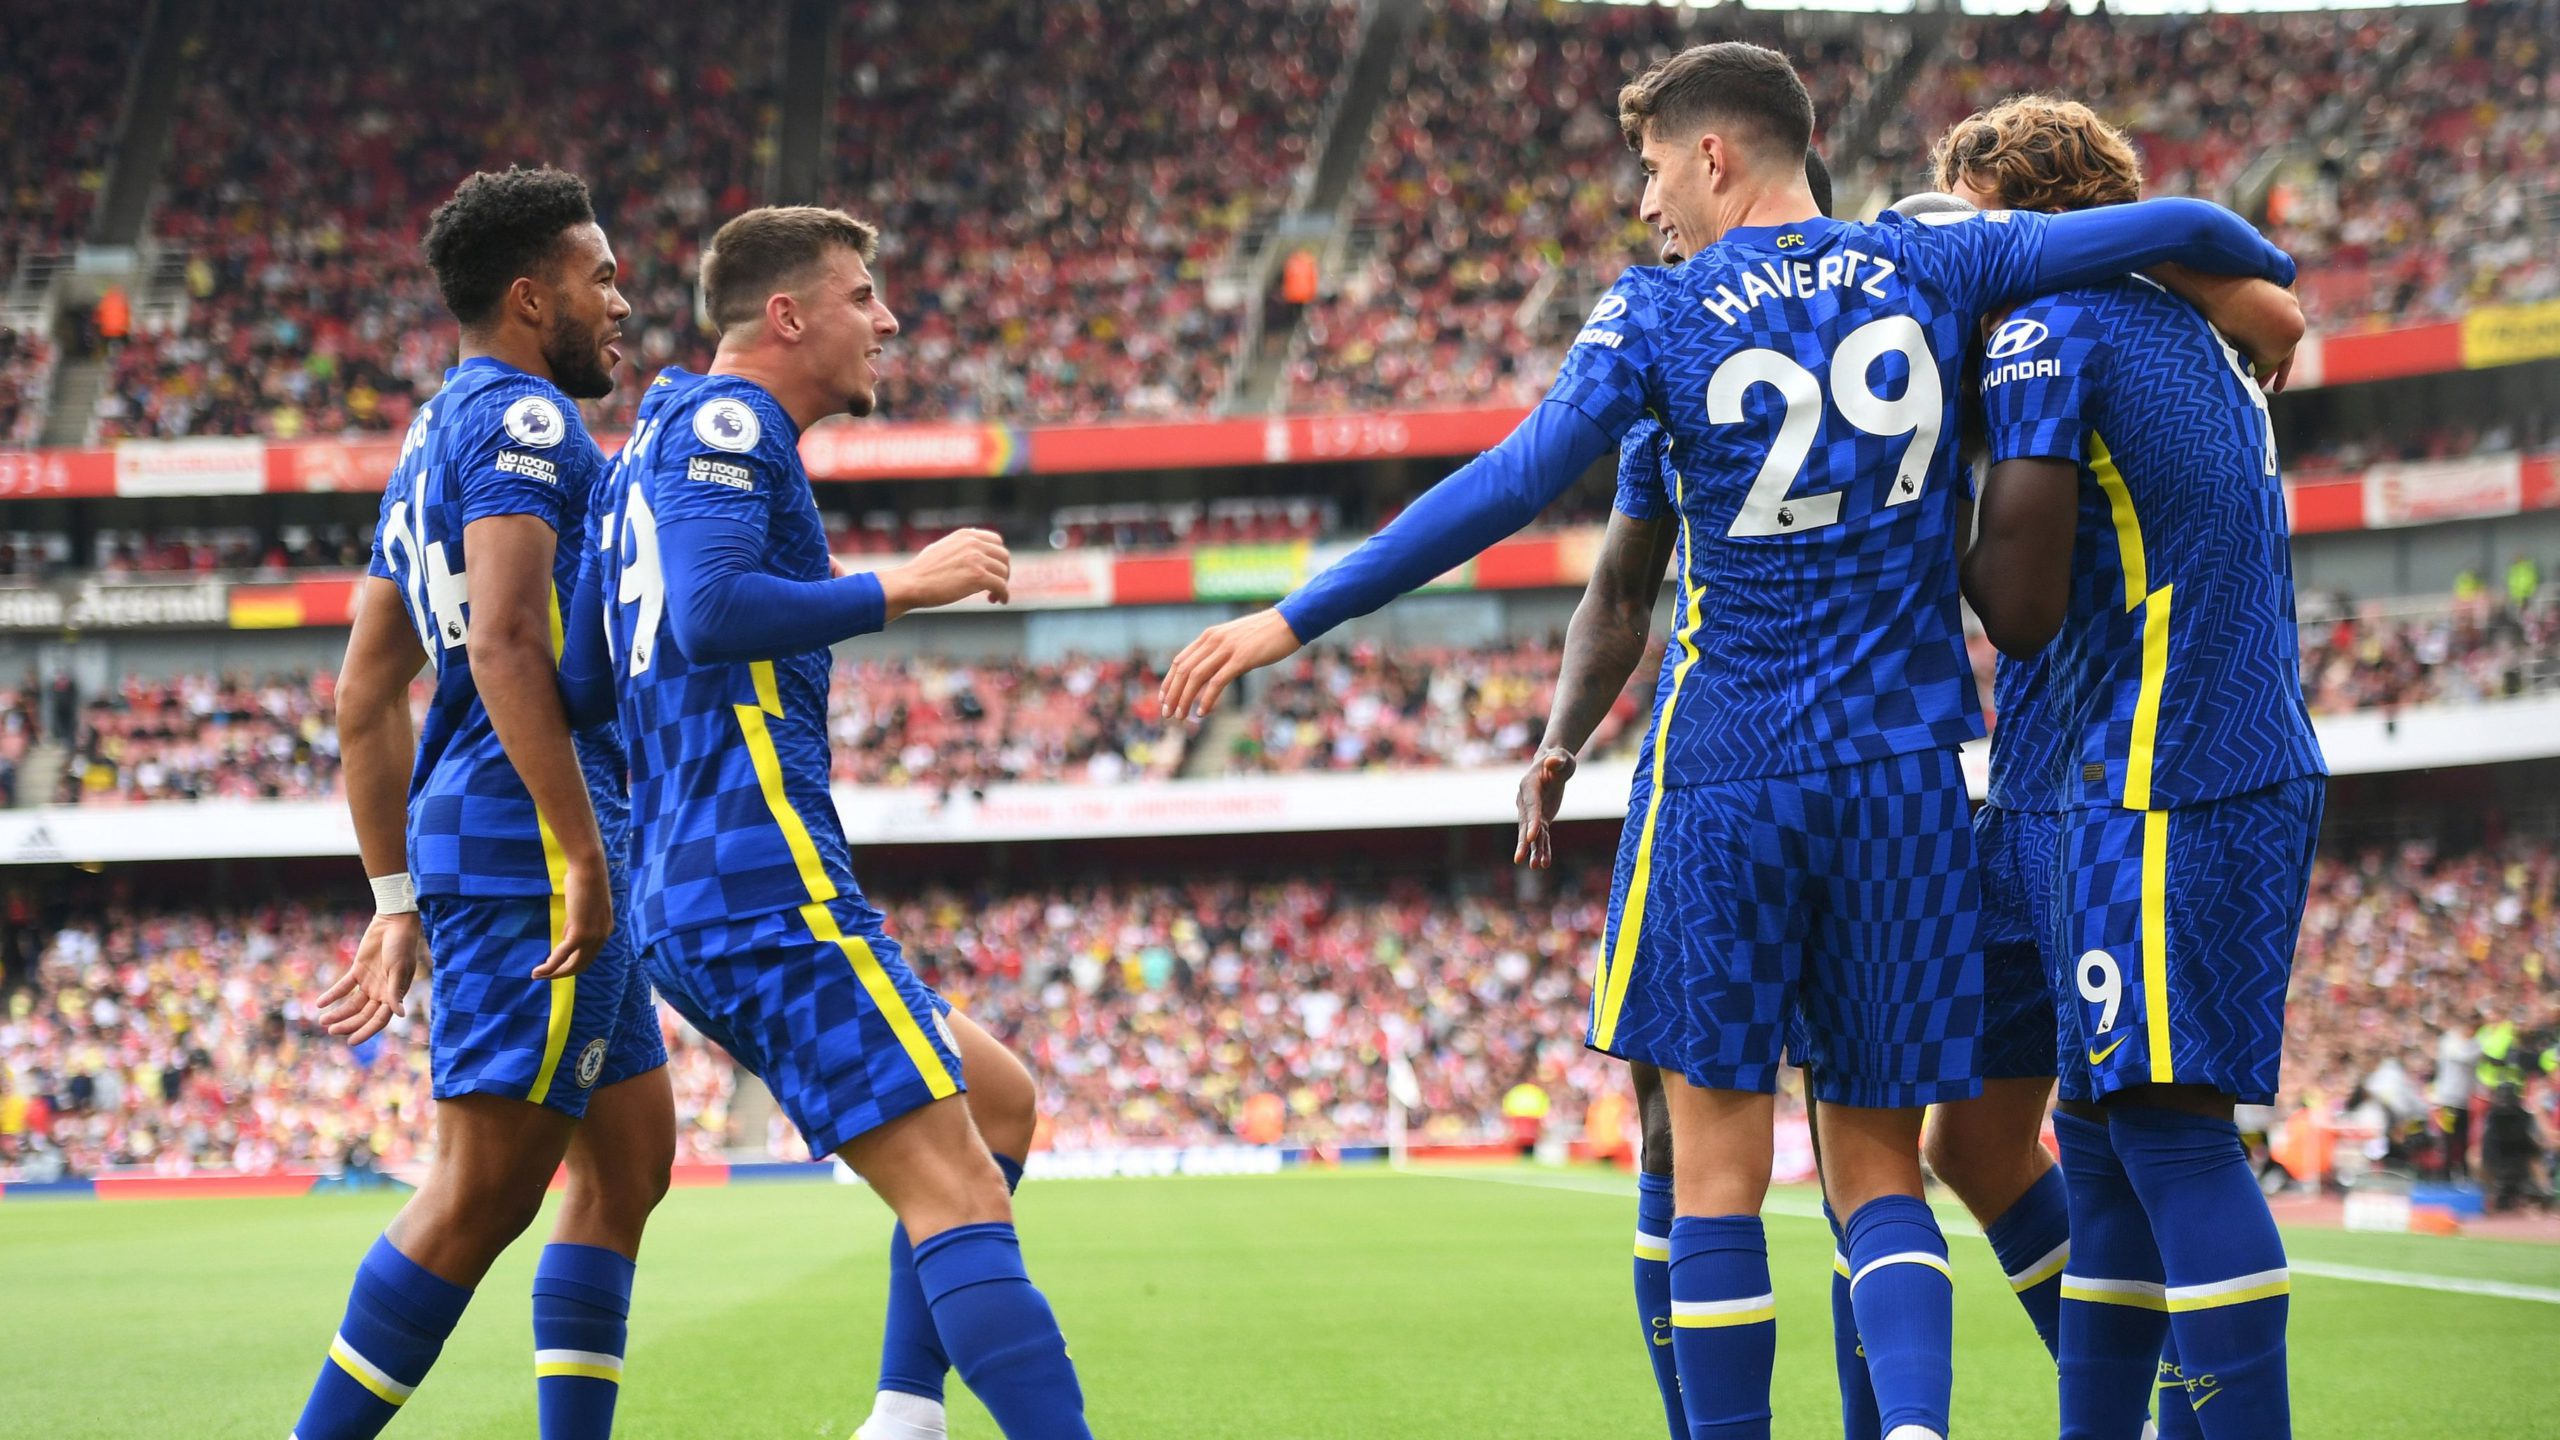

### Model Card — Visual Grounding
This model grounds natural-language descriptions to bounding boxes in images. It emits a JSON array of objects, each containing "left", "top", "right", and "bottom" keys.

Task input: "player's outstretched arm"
[
  {"left": 1159, "top": 400, "right": 1616, "bottom": 723},
  {"left": 1516, "top": 507, "right": 1677, "bottom": 869},
  {"left": 466, "top": 513, "right": 612, "bottom": 981},
  {"left": 1962, "top": 458, "right": 2078, "bottom": 658},
  {"left": 2032, "top": 196, "right": 2296, "bottom": 296},
  {"left": 2150, "top": 264, "right": 2305, "bottom": 389},
  {"left": 317, "top": 577, "right": 429, "bottom": 1044}
]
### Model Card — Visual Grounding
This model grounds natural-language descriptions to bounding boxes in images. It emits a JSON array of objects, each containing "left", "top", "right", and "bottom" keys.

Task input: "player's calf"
[
  {"left": 2107, "top": 1093, "right": 2291, "bottom": 1440},
  {"left": 868, "top": 1012, "right": 1041, "bottom": 1440},
  {"left": 1622, "top": 1063, "right": 1688, "bottom": 1440},
  {"left": 536, "top": 1066, "right": 677, "bottom": 1440},
  {"left": 294, "top": 1097, "right": 576, "bottom": 1440},
  {"left": 1924, "top": 1079, "right": 2068, "bottom": 1356},
  {"left": 845, "top": 1095, "right": 1088, "bottom": 1440},
  {"left": 1819, "top": 1104, "right": 1954, "bottom": 1440}
]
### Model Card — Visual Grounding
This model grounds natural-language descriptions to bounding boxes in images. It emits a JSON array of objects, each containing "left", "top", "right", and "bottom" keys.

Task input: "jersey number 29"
[{"left": 1715, "top": 315, "right": 1943, "bottom": 538}]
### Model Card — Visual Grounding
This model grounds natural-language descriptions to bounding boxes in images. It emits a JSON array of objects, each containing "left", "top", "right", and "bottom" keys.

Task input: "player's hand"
[
  {"left": 532, "top": 854, "right": 612, "bottom": 980},
  {"left": 318, "top": 912, "right": 425, "bottom": 1046},
  {"left": 2260, "top": 352, "right": 2296, "bottom": 395},
  {"left": 1159, "top": 609, "right": 1303, "bottom": 727},
  {"left": 1513, "top": 745, "right": 1577, "bottom": 869},
  {"left": 880, "top": 528, "right": 1010, "bottom": 620}
]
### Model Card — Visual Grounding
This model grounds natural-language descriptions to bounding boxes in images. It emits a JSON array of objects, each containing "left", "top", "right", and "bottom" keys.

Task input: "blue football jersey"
[
  {"left": 367, "top": 357, "right": 629, "bottom": 896},
  {"left": 1550, "top": 209, "right": 2059, "bottom": 783},
  {"left": 1976, "top": 278, "right": 2326, "bottom": 810},
  {"left": 1613, "top": 417, "right": 1670, "bottom": 521},
  {"left": 599, "top": 368, "right": 869, "bottom": 946}
]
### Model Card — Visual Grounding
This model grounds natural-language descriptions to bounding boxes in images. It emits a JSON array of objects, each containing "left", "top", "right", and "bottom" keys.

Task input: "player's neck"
[
  {"left": 710, "top": 346, "right": 824, "bottom": 433},
  {"left": 457, "top": 331, "right": 555, "bottom": 387},
  {"left": 1715, "top": 183, "right": 1822, "bottom": 242}
]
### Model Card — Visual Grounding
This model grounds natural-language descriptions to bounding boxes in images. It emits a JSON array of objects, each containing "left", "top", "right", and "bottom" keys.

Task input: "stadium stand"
[
  {"left": 100, "top": 0, "right": 778, "bottom": 440},
  {"left": 22, "top": 595, "right": 2560, "bottom": 807},
  {"left": 7, "top": 833, "right": 2555, "bottom": 1176},
  {"left": 5, "top": 0, "right": 2551, "bottom": 438},
  {"left": 834, "top": 0, "right": 1357, "bottom": 422},
  {"left": 1291, "top": 3, "right": 1908, "bottom": 412}
]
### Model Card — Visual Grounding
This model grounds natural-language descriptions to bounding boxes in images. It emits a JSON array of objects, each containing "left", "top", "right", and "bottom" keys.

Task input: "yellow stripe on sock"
[
  {"left": 2007, "top": 1241, "right": 2070, "bottom": 1294},
  {"left": 327, "top": 1336, "right": 413, "bottom": 1406},
  {"left": 534, "top": 1361, "right": 625, "bottom": 1384},
  {"left": 2060, "top": 1277, "right": 2169, "bottom": 1311},
  {"left": 1592, "top": 468, "right": 1705, "bottom": 1050},
  {"left": 2168, "top": 1268, "right": 2291, "bottom": 1312},
  {"left": 1671, "top": 1300, "right": 1777, "bottom": 1329}
]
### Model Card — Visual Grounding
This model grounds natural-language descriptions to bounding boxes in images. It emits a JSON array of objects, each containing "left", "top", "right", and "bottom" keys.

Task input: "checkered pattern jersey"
[
  {"left": 1978, "top": 277, "right": 2327, "bottom": 812},
  {"left": 1559, "top": 209, "right": 2060, "bottom": 786},
  {"left": 599, "top": 369, "right": 871, "bottom": 948},
  {"left": 367, "top": 357, "right": 630, "bottom": 897}
]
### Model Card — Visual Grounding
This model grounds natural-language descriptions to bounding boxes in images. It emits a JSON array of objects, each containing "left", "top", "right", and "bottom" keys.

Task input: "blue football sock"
[
  {"left": 1843, "top": 1196, "right": 1954, "bottom": 1440},
  {"left": 1667, "top": 1214, "right": 1776, "bottom": 1440},
  {"left": 1826, "top": 1203, "right": 1882, "bottom": 1440},
  {"left": 2154, "top": 1332, "right": 2204, "bottom": 1439},
  {"left": 2110, "top": 1107, "right": 2291, "bottom": 1439},
  {"left": 1984, "top": 1163, "right": 2070, "bottom": 1358},
  {"left": 292, "top": 1235, "right": 473, "bottom": 1439},
  {"left": 880, "top": 1154, "right": 1025, "bottom": 1406},
  {"left": 1634, "top": 1173, "right": 1685, "bottom": 1439},
  {"left": 911, "top": 1220, "right": 1090, "bottom": 1440},
  {"left": 532, "top": 1243, "right": 635, "bottom": 1440},
  {"left": 2054, "top": 1112, "right": 2170, "bottom": 1440}
]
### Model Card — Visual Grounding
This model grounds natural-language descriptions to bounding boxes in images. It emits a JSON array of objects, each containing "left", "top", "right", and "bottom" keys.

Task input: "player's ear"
[
  {"left": 766, "top": 288, "right": 800, "bottom": 343},
  {"left": 504, "top": 274, "right": 546, "bottom": 331}
]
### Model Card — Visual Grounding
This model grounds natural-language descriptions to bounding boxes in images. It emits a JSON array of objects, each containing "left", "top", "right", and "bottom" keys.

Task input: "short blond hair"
[{"left": 1932, "top": 95, "right": 2143, "bottom": 212}]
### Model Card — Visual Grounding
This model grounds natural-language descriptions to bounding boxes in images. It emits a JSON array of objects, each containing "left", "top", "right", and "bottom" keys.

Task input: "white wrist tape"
[{"left": 370, "top": 872, "right": 420, "bottom": 916}]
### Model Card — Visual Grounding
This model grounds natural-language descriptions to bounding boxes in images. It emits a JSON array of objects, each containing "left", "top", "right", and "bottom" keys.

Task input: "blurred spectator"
[{"left": 838, "top": 0, "right": 1356, "bottom": 423}]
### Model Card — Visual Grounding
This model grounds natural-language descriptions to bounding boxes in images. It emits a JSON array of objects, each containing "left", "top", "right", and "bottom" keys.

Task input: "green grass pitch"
[{"left": 4, "top": 1165, "right": 2556, "bottom": 1437}]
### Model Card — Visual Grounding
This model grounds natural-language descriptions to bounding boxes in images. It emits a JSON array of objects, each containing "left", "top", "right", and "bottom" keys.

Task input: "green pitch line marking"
[{"left": 1395, "top": 1163, "right": 2560, "bottom": 1306}]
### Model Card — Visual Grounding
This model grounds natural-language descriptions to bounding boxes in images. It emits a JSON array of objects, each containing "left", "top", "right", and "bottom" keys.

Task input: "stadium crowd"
[
  {"left": 0, "top": 901, "right": 736, "bottom": 1180},
  {"left": 2, "top": 0, "right": 2550, "bottom": 445},
  {"left": 53, "top": 672, "right": 343, "bottom": 805},
  {"left": 96, "top": 0, "right": 777, "bottom": 441},
  {"left": 1291, "top": 4, "right": 1903, "bottom": 412},
  {"left": 839, "top": 0, "right": 1356, "bottom": 423},
  {"left": 2296, "top": 586, "right": 2560, "bottom": 715},
  {"left": 20, "top": 587, "right": 2556, "bottom": 807},
  {"left": 5, "top": 832, "right": 2555, "bottom": 1178}
]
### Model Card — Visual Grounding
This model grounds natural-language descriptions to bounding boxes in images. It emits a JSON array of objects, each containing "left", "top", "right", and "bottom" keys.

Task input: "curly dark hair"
[{"left": 421, "top": 166, "right": 596, "bottom": 326}]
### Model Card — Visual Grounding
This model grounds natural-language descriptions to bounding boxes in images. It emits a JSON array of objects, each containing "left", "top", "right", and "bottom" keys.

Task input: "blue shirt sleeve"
[
  {"left": 555, "top": 532, "right": 615, "bottom": 729},
  {"left": 1898, "top": 200, "right": 2294, "bottom": 319},
  {"left": 1979, "top": 296, "right": 2113, "bottom": 467},
  {"left": 651, "top": 400, "right": 887, "bottom": 665},
  {"left": 1270, "top": 274, "right": 1653, "bottom": 641},
  {"left": 1543, "top": 270, "right": 1664, "bottom": 437},
  {"left": 1614, "top": 418, "right": 1668, "bottom": 521},
  {"left": 458, "top": 388, "right": 574, "bottom": 532}
]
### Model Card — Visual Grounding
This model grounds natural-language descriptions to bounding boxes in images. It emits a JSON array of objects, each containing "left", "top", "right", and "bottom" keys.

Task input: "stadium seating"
[
  {"left": 30, "top": 595, "right": 2554, "bottom": 806},
  {"left": 1291, "top": 4, "right": 1905, "bottom": 413},
  {"left": 102, "top": 1, "right": 779, "bottom": 440},
  {"left": 10, "top": 0, "right": 2550, "bottom": 441},
  {"left": 0, "top": 902, "right": 736, "bottom": 1177},
  {"left": 8, "top": 832, "right": 2551, "bottom": 1175},
  {"left": 834, "top": 0, "right": 1356, "bottom": 423}
]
